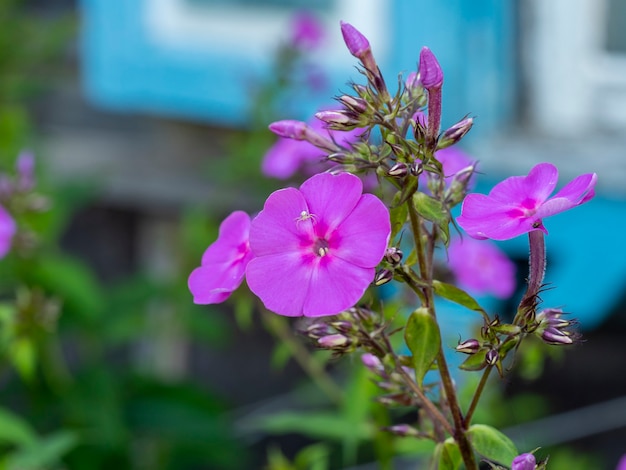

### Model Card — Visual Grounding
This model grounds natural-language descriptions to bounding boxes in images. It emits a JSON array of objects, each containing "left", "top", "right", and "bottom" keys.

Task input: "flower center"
[{"left": 312, "top": 238, "right": 330, "bottom": 257}]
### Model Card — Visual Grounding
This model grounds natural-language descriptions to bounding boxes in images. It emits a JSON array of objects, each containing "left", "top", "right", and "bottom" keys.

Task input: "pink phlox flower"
[
  {"left": 457, "top": 162, "right": 597, "bottom": 240},
  {"left": 447, "top": 236, "right": 516, "bottom": 299},
  {"left": 0, "top": 204, "right": 16, "bottom": 258},
  {"left": 616, "top": 454, "right": 626, "bottom": 470},
  {"left": 188, "top": 211, "right": 254, "bottom": 304},
  {"left": 246, "top": 172, "right": 391, "bottom": 317},
  {"left": 262, "top": 114, "right": 363, "bottom": 179},
  {"left": 290, "top": 11, "right": 324, "bottom": 50}
]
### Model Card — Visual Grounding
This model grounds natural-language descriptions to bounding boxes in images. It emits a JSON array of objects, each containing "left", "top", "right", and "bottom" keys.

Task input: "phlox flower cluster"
[{"left": 189, "top": 172, "right": 390, "bottom": 317}]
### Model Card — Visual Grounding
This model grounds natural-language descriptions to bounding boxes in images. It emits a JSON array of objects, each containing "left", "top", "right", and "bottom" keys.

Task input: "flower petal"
[
  {"left": 299, "top": 173, "right": 362, "bottom": 237},
  {"left": 457, "top": 193, "right": 540, "bottom": 240},
  {"left": 303, "top": 257, "right": 375, "bottom": 317},
  {"left": 246, "top": 252, "right": 312, "bottom": 317},
  {"left": 188, "top": 262, "right": 245, "bottom": 304},
  {"left": 332, "top": 194, "right": 390, "bottom": 267},
  {"left": 535, "top": 172, "right": 597, "bottom": 219},
  {"left": 202, "top": 211, "right": 251, "bottom": 265},
  {"left": 489, "top": 163, "right": 558, "bottom": 206},
  {"left": 249, "top": 187, "right": 313, "bottom": 257}
]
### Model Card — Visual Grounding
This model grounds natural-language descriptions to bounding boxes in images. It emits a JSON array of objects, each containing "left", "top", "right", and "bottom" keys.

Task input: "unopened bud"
[
  {"left": 306, "top": 323, "right": 332, "bottom": 339},
  {"left": 418, "top": 47, "right": 443, "bottom": 90},
  {"left": 405, "top": 71, "right": 420, "bottom": 91},
  {"left": 409, "top": 161, "right": 423, "bottom": 176},
  {"left": 384, "top": 247, "right": 403, "bottom": 265},
  {"left": 385, "top": 424, "right": 420, "bottom": 437},
  {"left": 438, "top": 118, "right": 474, "bottom": 149},
  {"left": 330, "top": 321, "right": 354, "bottom": 334},
  {"left": 485, "top": 349, "right": 499, "bottom": 366},
  {"left": 269, "top": 120, "right": 308, "bottom": 139},
  {"left": 318, "top": 333, "right": 350, "bottom": 349},
  {"left": 541, "top": 327, "right": 573, "bottom": 345},
  {"left": 340, "top": 21, "right": 377, "bottom": 73},
  {"left": 338, "top": 95, "right": 368, "bottom": 114},
  {"left": 388, "top": 162, "right": 408, "bottom": 178},
  {"left": 511, "top": 453, "right": 537, "bottom": 470},
  {"left": 361, "top": 353, "right": 385, "bottom": 374},
  {"left": 456, "top": 338, "right": 481, "bottom": 355},
  {"left": 374, "top": 269, "right": 394, "bottom": 286},
  {"left": 315, "top": 110, "right": 358, "bottom": 130}
]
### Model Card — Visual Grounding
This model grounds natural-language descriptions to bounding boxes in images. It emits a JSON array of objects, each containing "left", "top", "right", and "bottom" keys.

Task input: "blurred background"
[{"left": 1, "top": 0, "right": 625, "bottom": 468}]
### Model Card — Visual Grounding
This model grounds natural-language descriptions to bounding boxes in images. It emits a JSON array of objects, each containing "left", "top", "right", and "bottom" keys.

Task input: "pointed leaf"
[
  {"left": 459, "top": 349, "right": 488, "bottom": 371},
  {"left": 413, "top": 192, "right": 448, "bottom": 225},
  {"left": 432, "top": 280, "right": 487, "bottom": 317},
  {"left": 439, "top": 438, "right": 462, "bottom": 470},
  {"left": 390, "top": 192, "right": 409, "bottom": 239},
  {"left": 404, "top": 308, "right": 441, "bottom": 386},
  {"left": 467, "top": 424, "right": 518, "bottom": 465}
]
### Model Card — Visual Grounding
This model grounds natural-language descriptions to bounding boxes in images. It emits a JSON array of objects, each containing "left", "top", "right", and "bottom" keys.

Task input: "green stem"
[
  {"left": 406, "top": 202, "right": 478, "bottom": 470},
  {"left": 261, "top": 311, "right": 344, "bottom": 406},
  {"left": 464, "top": 365, "right": 493, "bottom": 425}
]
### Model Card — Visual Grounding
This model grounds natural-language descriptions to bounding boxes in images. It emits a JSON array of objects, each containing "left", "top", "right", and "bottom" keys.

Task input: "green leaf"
[
  {"left": 395, "top": 177, "right": 419, "bottom": 207},
  {"left": 0, "top": 407, "right": 37, "bottom": 446},
  {"left": 294, "top": 443, "right": 329, "bottom": 470},
  {"left": 6, "top": 431, "right": 78, "bottom": 470},
  {"left": 390, "top": 192, "right": 409, "bottom": 239},
  {"left": 459, "top": 349, "right": 488, "bottom": 371},
  {"left": 467, "top": 424, "right": 518, "bottom": 465},
  {"left": 432, "top": 280, "right": 487, "bottom": 317},
  {"left": 439, "top": 438, "right": 462, "bottom": 470},
  {"left": 412, "top": 192, "right": 448, "bottom": 225},
  {"left": 404, "top": 308, "right": 441, "bottom": 386}
]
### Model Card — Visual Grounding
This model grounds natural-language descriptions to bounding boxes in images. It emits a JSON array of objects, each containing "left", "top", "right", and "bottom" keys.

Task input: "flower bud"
[
  {"left": 374, "top": 269, "right": 394, "bottom": 286},
  {"left": 456, "top": 338, "right": 481, "bottom": 355},
  {"left": 388, "top": 162, "right": 408, "bottom": 178},
  {"left": 318, "top": 333, "right": 350, "bottom": 349},
  {"left": 338, "top": 95, "right": 369, "bottom": 114},
  {"left": 438, "top": 117, "right": 474, "bottom": 149},
  {"left": 511, "top": 452, "right": 537, "bottom": 470},
  {"left": 340, "top": 21, "right": 376, "bottom": 72},
  {"left": 306, "top": 323, "right": 332, "bottom": 339},
  {"left": 405, "top": 71, "right": 420, "bottom": 91},
  {"left": 384, "top": 424, "right": 420, "bottom": 437},
  {"left": 418, "top": 47, "right": 443, "bottom": 90},
  {"left": 409, "top": 161, "right": 423, "bottom": 176},
  {"left": 315, "top": 110, "right": 359, "bottom": 130},
  {"left": 485, "top": 349, "right": 499, "bottom": 366},
  {"left": 384, "top": 247, "right": 403, "bottom": 265},
  {"left": 361, "top": 353, "right": 385, "bottom": 374},
  {"left": 376, "top": 393, "right": 413, "bottom": 407},
  {"left": 329, "top": 320, "right": 354, "bottom": 334},
  {"left": 16, "top": 151, "right": 35, "bottom": 192},
  {"left": 269, "top": 120, "right": 338, "bottom": 151},
  {"left": 541, "top": 327, "right": 573, "bottom": 345}
]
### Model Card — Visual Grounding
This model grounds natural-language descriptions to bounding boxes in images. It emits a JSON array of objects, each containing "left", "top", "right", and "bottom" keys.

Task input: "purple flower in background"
[
  {"left": 511, "top": 453, "right": 536, "bottom": 470},
  {"left": 448, "top": 236, "right": 516, "bottom": 299},
  {"left": 457, "top": 163, "right": 597, "bottom": 240},
  {"left": 246, "top": 172, "right": 390, "bottom": 317},
  {"left": 0, "top": 204, "right": 15, "bottom": 258},
  {"left": 16, "top": 150, "right": 35, "bottom": 192},
  {"left": 262, "top": 115, "right": 362, "bottom": 179},
  {"left": 616, "top": 454, "right": 626, "bottom": 470},
  {"left": 188, "top": 211, "right": 254, "bottom": 304},
  {"left": 290, "top": 11, "right": 324, "bottom": 50},
  {"left": 420, "top": 146, "right": 475, "bottom": 191}
]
